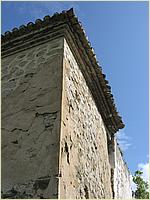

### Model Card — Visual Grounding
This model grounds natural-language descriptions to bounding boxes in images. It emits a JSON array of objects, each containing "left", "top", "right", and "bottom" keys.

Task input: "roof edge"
[
  {"left": 1, "top": 8, "right": 125, "bottom": 134},
  {"left": 1, "top": 8, "right": 74, "bottom": 43}
]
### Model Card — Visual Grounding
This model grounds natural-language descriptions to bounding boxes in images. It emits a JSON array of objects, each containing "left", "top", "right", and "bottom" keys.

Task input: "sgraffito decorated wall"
[{"left": 1, "top": 38, "right": 64, "bottom": 199}]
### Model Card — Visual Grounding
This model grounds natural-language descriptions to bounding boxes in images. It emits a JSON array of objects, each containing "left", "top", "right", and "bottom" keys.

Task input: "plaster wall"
[
  {"left": 1, "top": 38, "right": 64, "bottom": 199},
  {"left": 59, "top": 39, "right": 112, "bottom": 199},
  {"left": 114, "top": 140, "right": 132, "bottom": 199},
  {"left": 1, "top": 35, "right": 132, "bottom": 199}
]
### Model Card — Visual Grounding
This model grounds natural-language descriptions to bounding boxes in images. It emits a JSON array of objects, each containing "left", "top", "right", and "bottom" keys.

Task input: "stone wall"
[
  {"left": 1, "top": 38, "right": 64, "bottom": 198},
  {"left": 59, "top": 39, "right": 112, "bottom": 198},
  {"left": 2, "top": 34, "right": 132, "bottom": 199},
  {"left": 114, "top": 140, "right": 132, "bottom": 199}
]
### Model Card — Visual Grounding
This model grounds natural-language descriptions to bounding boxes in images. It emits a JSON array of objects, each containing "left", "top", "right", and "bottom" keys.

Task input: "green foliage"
[{"left": 132, "top": 170, "right": 149, "bottom": 199}]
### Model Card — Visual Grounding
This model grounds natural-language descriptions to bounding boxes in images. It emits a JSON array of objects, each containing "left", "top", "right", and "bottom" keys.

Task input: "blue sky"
[{"left": 1, "top": 1, "right": 149, "bottom": 179}]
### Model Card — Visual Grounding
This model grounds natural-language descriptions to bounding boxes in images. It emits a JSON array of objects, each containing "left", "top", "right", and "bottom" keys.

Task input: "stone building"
[{"left": 1, "top": 8, "right": 132, "bottom": 199}]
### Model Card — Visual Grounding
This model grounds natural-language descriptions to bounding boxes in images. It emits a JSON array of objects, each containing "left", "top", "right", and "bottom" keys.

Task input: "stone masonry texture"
[
  {"left": 59, "top": 39, "right": 112, "bottom": 198},
  {"left": 1, "top": 8, "right": 132, "bottom": 199}
]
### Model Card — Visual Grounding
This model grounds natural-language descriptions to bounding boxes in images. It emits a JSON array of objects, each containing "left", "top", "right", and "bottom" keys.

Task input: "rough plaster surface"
[
  {"left": 1, "top": 38, "right": 64, "bottom": 199},
  {"left": 2, "top": 36, "right": 132, "bottom": 199},
  {"left": 59, "top": 39, "right": 112, "bottom": 199},
  {"left": 114, "top": 141, "right": 132, "bottom": 199}
]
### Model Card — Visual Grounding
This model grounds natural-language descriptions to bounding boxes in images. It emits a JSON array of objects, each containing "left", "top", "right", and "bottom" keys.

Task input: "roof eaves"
[{"left": 1, "top": 8, "right": 125, "bottom": 133}]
